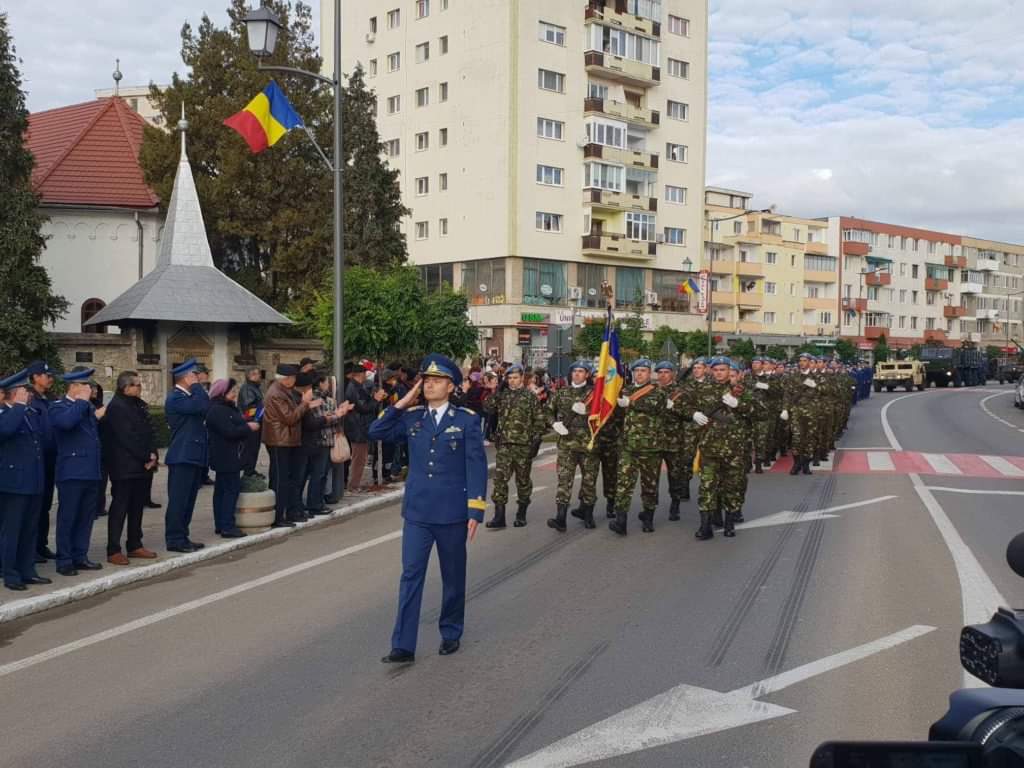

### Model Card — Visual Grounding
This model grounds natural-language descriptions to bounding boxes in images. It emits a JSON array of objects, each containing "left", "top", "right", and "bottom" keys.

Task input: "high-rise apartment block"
[{"left": 325, "top": 0, "right": 709, "bottom": 362}]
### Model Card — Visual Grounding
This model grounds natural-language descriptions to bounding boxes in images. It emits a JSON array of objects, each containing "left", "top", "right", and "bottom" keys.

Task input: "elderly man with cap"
[
  {"left": 654, "top": 360, "right": 690, "bottom": 522},
  {"left": 0, "top": 370, "right": 52, "bottom": 590},
  {"left": 482, "top": 362, "right": 548, "bottom": 529},
  {"left": 25, "top": 360, "right": 57, "bottom": 561},
  {"left": 782, "top": 352, "right": 821, "bottom": 476},
  {"left": 164, "top": 358, "right": 212, "bottom": 552},
  {"left": 369, "top": 353, "right": 488, "bottom": 664},
  {"left": 263, "top": 363, "right": 317, "bottom": 526},
  {"left": 545, "top": 359, "right": 597, "bottom": 532},
  {"left": 50, "top": 366, "right": 105, "bottom": 575},
  {"left": 609, "top": 358, "right": 669, "bottom": 536}
]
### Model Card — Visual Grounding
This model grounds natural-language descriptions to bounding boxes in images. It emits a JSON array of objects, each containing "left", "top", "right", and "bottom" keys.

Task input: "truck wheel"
[
  {"left": 1000, "top": 378, "right": 1005, "bottom": 385},
  {"left": 886, "top": 384, "right": 895, "bottom": 392},
  {"left": 873, "top": 382, "right": 882, "bottom": 393},
  {"left": 916, "top": 383, "right": 925, "bottom": 391}
]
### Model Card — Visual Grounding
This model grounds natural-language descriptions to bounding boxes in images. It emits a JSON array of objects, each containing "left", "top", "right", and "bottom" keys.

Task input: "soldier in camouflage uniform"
[
  {"left": 750, "top": 357, "right": 780, "bottom": 473},
  {"left": 482, "top": 364, "right": 548, "bottom": 528},
  {"left": 589, "top": 401, "right": 623, "bottom": 520},
  {"left": 812, "top": 358, "right": 835, "bottom": 466},
  {"left": 772, "top": 359, "right": 791, "bottom": 458},
  {"left": 655, "top": 361, "right": 688, "bottom": 522},
  {"left": 609, "top": 359, "right": 669, "bottom": 536},
  {"left": 676, "top": 357, "right": 708, "bottom": 499},
  {"left": 686, "top": 357, "right": 756, "bottom": 539},
  {"left": 547, "top": 361, "right": 597, "bottom": 533},
  {"left": 782, "top": 353, "right": 821, "bottom": 476},
  {"left": 836, "top": 362, "right": 855, "bottom": 434}
]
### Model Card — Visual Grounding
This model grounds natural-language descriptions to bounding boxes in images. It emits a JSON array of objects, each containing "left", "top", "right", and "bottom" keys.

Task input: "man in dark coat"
[
  {"left": 101, "top": 370, "right": 159, "bottom": 565},
  {"left": 344, "top": 362, "right": 377, "bottom": 493},
  {"left": 164, "top": 358, "right": 211, "bottom": 552}
]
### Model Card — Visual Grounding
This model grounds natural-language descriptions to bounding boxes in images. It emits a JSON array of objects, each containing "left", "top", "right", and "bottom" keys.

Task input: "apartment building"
[
  {"left": 94, "top": 85, "right": 166, "bottom": 128},
  {"left": 704, "top": 188, "right": 838, "bottom": 350},
  {"left": 959, "top": 237, "right": 1024, "bottom": 351},
  {"left": 325, "top": 0, "right": 708, "bottom": 363}
]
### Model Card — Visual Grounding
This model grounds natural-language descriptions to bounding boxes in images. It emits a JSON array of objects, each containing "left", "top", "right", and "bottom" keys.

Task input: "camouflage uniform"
[
  {"left": 750, "top": 372, "right": 783, "bottom": 466},
  {"left": 546, "top": 383, "right": 599, "bottom": 532},
  {"left": 659, "top": 381, "right": 690, "bottom": 517},
  {"left": 783, "top": 366, "right": 822, "bottom": 474},
  {"left": 676, "top": 375, "right": 706, "bottom": 493},
  {"left": 588, "top": 406, "right": 622, "bottom": 519},
  {"left": 815, "top": 370, "right": 837, "bottom": 461},
  {"left": 611, "top": 382, "right": 668, "bottom": 534},
  {"left": 483, "top": 386, "right": 547, "bottom": 524}
]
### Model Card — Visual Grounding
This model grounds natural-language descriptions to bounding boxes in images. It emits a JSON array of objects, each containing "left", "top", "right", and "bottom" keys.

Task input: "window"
[
  {"left": 665, "top": 185, "right": 686, "bottom": 204},
  {"left": 668, "top": 15, "right": 689, "bottom": 36},
  {"left": 385, "top": 138, "right": 400, "bottom": 157},
  {"left": 461, "top": 259, "right": 507, "bottom": 305},
  {"left": 439, "top": 128, "right": 448, "bottom": 146},
  {"left": 899, "top": 316, "right": 906, "bottom": 329},
  {"left": 626, "top": 167, "right": 656, "bottom": 196},
  {"left": 765, "top": 281, "right": 777, "bottom": 295},
  {"left": 911, "top": 316, "right": 918, "bottom": 330},
  {"left": 585, "top": 119, "right": 625, "bottom": 148},
  {"left": 666, "top": 142, "right": 688, "bottom": 162},
  {"left": 537, "top": 117, "right": 564, "bottom": 140},
  {"left": 369, "top": 16, "right": 378, "bottom": 34},
  {"left": 899, "top": 262, "right": 907, "bottom": 277},
  {"left": 664, "top": 227, "right": 686, "bottom": 245},
  {"left": 420, "top": 263, "right": 453, "bottom": 292},
  {"left": 733, "top": 221, "right": 743, "bottom": 234},
  {"left": 867, "top": 286, "right": 879, "bottom": 300},
  {"left": 416, "top": 87, "right": 429, "bottom": 107},
  {"left": 415, "top": 131, "right": 429, "bottom": 150},
  {"left": 615, "top": 267, "right": 645, "bottom": 307},
  {"left": 790, "top": 283, "right": 797, "bottom": 296},
  {"left": 819, "top": 311, "right": 833, "bottom": 325},
  {"left": 387, "top": 51, "right": 400, "bottom": 71},
  {"left": 387, "top": 9, "right": 400, "bottom": 28},
  {"left": 416, "top": 42, "right": 430, "bottom": 63},
  {"left": 912, "top": 290, "right": 919, "bottom": 304},
  {"left": 538, "top": 69, "right": 565, "bottom": 93},
  {"left": 416, "top": 0, "right": 429, "bottom": 19},
  {"left": 439, "top": 218, "right": 449, "bottom": 236},
  {"left": 81, "top": 298, "right": 107, "bottom": 332},
  {"left": 667, "top": 101, "right": 689, "bottom": 121},
  {"left": 386, "top": 95, "right": 401, "bottom": 114},
  {"left": 587, "top": 25, "right": 660, "bottom": 66},
  {"left": 415, "top": 221, "right": 429, "bottom": 240},
  {"left": 536, "top": 164, "right": 564, "bottom": 186},
  {"left": 912, "top": 264, "right": 919, "bottom": 278},
  {"left": 584, "top": 162, "right": 623, "bottom": 191},
  {"left": 806, "top": 285, "right": 820, "bottom": 299},
  {"left": 439, "top": 173, "right": 448, "bottom": 191},
  {"left": 625, "top": 212, "right": 655, "bottom": 242},
  {"left": 588, "top": 81, "right": 609, "bottom": 100},
  {"left": 667, "top": 58, "right": 689, "bottom": 79},
  {"left": 888, "top": 235, "right": 897, "bottom": 248},
  {"left": 523, "top": 259, "right": 567, "bottom": 305},
  {"left": 440, "top": 35, "right": 449, "bottom": 54},
  {"left": 536, "top": 212, "right": 563, "bottom": 232},
  {"left": 368, "top": 59, "right": 378, "bottom": 77},
  {"left": 899, "top": 289, "right": 906, "bottom": 304},
  {"left": 625, "top": 0, "right": 662, "bottom": 22},
  {"left": 766, "top": 251, "right": 777, "bottom": 264},
  {"left": 415, "top": 177, "right": 429, "bottom": 196},
  {"left": 764, "top": 312, "right": 776, "bottom": 325},
  {"left": 652, "top": 270, "right": 688, "bottom": 311},
  {"left": 441, "top": 0, "right": 448, "bottom": 9},
  {"left": 439, "top": 82, "right": 449, "bottom": 101},
  {"left": 539, "top": 21, "right": 566, "bottom": 46},
  {"left": 805, "top": 255, "right": 837, "bottom": 272},
  {"left": 792, "top": 228, "right": 802, "bottom": 242}
]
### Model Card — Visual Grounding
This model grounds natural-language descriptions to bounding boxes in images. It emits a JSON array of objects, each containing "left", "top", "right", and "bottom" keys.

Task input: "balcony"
[
  {"left": 737, "top": 320, "right": 761, "bottom": 334},
  {"left": 582, "top": 232, "right": 656, "bottom": 260},
  {"left": 711, "top": 291, "right": 738, "bottom": 306},
  {"left": 805, "top": 241, "right": 829, "bottom": 256},
  {"left": 737, "top": 293, "right": 764, "bottom": 308},
  {"left": 584, "top": 187, "right": 657, "bottom": 212},
  {"left": 960, "top": 281, "right": 984, "bottom": 294},
  {"left": 804, "top": 269, "right": 839, "bottom": 284},
  {"left": 977, "top": 308, "right": 1000, "bottom": 320},
  {"left": 925, "top": 277, "right": 949, "bottom": 291},
  {"left": 842, "top": 298, "right": 868, "bottom": 313},
  {"left": 584, "top": 51, "right": 661, "bottom": 88},
  {"left": 924, "top": 329, "right": 948, "bottom": 343},
  {"left": 584, "top": 1, "right": 661, "bottom": 38},
  {"left": 711, "top": 320, "right": 734, "bottom": 333},
  {"left": 943, "top": 305, "right": 966, "bottom": 318},
  {"left": 735, "top": 261, "right": 763, "bottom": 277},
  {"left": 583, "top": 143, "right": 658, "bottom": 171},
  {"left": 583, "top": 97, "right": 659, "bottom": 127},
  {"left": 865, "top": 272, "right": 892, "bottom": 287},
  {"left": 945, "top": 255, "right": 967, "bottom": 269},
  {"left": 843, "top": 241, "right": 870, "bottom": 256},
  {"left": 803, "top": 325, "right": 836, "bottom": 337},
  {"left": 803, "top": 296, "right": 836, "bottom": 311},
  {"left": 977, "top": 258, "right": 1000, "bottom": 271},
  {"left": 864, "top": 326, "right": 889, "bottom": 340}
]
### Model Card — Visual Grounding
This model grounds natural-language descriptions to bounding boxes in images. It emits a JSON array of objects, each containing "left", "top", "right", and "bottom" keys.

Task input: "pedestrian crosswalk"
[{"left": 769, "top": 451, "right": 1024, "bottom": 479}]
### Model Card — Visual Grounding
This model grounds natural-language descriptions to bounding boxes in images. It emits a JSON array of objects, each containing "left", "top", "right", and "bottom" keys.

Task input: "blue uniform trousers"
[
  {"left": 37, "top": 453, "right": 55, "bottom": 553},
  {"left": 1, "top": 493, "right": 41, "bottom": 587},
  {"left": 165, "top": 464, "right": 203, "bottom": 548},
  {"left": 391, "top": 520, "right": 468, "bottom": 653},
  {"left": 55, "top": 480, "right": 98, "bottom": 569},
  {"left": 212, "top": 471, "right": 242, "bottom": 534}
]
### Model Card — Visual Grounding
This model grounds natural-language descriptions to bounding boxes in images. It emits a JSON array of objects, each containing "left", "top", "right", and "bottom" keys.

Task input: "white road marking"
[
  {"left": 980, "top": 455, "right": 1024, "bottom": 478},
  {"left": 0, "top": 530, "right": 404, "bottom": 680},
  {"left": 922, "top": 453, "right": 962, "bottom": 475},
  {"left": 840, "top": 446, "right": 895, "bottom": 451},
  {"left": 505, "top": 626, "right": 935, "bottom": 768},
  {"left": 867, "top": 451, "right": 895, "bottom": 471},
  {"left": 926, "top": 487, "right": 1024, "bottom": 496},
  {"left": 738, "top": 496, "right": 898, "bottom": 530},
  {"left": 979, "top": 391, "right": 1017, "bottom": 429}
]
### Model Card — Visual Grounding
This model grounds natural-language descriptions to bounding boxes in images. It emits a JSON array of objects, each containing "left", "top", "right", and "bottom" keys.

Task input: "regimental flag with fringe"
[
  {"left": 678, "top": 277, "right": 700, "bottom": 296},
  {"left": 588, "top": 306, "right": 624, "bottom": 449},
  {"left": 223, "top": 81, "right": 304, "bottom": 153}
]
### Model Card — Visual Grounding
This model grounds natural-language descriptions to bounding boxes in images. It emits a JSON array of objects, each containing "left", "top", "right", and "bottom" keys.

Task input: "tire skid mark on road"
[{"left": 468, "top": 640, "right": 609, "bottom": 768}]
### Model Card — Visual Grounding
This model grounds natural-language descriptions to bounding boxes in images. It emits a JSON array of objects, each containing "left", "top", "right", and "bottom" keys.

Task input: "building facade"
[
  {"left": 94, "top": 85, "right": 167, "bottom": 128},
  {"left": 326, "top": 0, "right": 709, "bottom": 363}
]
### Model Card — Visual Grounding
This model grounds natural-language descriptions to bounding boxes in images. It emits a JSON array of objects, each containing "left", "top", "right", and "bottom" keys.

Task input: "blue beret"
[
  {"left": 25, "top": 359, "right": 52, "bottom": 377},
  {"left": 708, "top": 356, "right": 731, "bottom": 368},
  {"left": 0, "top": 368, "right": 30, "bottom": 390},
  {"left": 505, "top": 363, "right": 524, "bottom": 376},
  {"left": 62, "top": 366, "right": 95, "bottom": 384},
  {"left": 693, "top": 357, "right": 707, "bottom": 365},
  {"left": 729, "top": 360, "right": 742, "bottom": 371},
  {"left": 798, "top": 353, "right": 813, "bottom": 360},
  {"left": 630, "top": 358, "right": 654, "bottom": 371},
  {"left": 171, "top": 358, "right": 199, "bottom": 377},
  {"left": 654, "top": 360, "right": 676, "bottom": 372},
  {"left": 421, "top": 353, "right": 463, "bottom": 386},
  {"left": 570, "top": 360, "right": 593, "bottom": 374}
]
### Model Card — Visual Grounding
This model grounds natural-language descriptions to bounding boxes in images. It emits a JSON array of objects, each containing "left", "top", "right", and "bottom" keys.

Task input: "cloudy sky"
[{"left": 7, "top": 1, "right": 1024, "bottom": 242}]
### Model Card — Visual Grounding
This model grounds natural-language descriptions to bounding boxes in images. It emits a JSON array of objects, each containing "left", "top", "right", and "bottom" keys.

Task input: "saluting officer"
[
  {"left": 164, "top": 358, "right": 211, "bottom": 553},
  {"left": 547, "top": 360, "right": 597, "bottom": 532},
  {"left": 370, "top": 354, "right": 488, "bottom": 664},
  {"left": 25, "top": 360, "right": 57, "bottom": 561}
]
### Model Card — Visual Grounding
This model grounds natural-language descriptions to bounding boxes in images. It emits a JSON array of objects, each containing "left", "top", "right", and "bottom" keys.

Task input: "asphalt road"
[{"left": 1, "top": 385, "right": 1022, "bottom": 768}]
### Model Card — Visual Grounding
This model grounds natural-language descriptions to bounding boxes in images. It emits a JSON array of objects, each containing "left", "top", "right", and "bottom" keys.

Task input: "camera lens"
[{"left": 969, "top": 706, "right": 1024, "bottom": 749}]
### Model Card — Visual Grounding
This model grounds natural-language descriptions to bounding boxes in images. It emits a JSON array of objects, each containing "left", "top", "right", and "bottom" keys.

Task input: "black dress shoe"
[
  {"left": 144, "top": 501, "right": 162, "bottom": 509},
  {"left": 167, "top": 544, "right": 196, "bottom": 554},
  {"left": 56, "top": 566, "right": 79, "bottom": 576},
  {"left": 381, "top": 649, "right": 415, "bottom": 664},
  {"left": 34, "top": 555, "right": 46, "bottom": 564},
  {"left": 271, "top": 520, "right": 296, "bottom": 529},
  {"left": 38, "top": 546, "right": 56, "bottom": 560},
  {"left": 187, "top": 541, "right": 205, "bottom": 550},
  {"left": 26, "top": 576, "right": 52, "bottom": 585},
  {"left": 439, "top": 639, "right": 460, "bottom": 656},
  {"left": 5, "top": 583, "right": 27, "bottom": 591},
  {"left": 202, "top": 476, "right": 215, "bottom": 486},
  {"left": 220, "top": 530, "right": 246, "bottom": 539},
  {"left": 74, "top": 560, "right": 103, "bottom": 571}
]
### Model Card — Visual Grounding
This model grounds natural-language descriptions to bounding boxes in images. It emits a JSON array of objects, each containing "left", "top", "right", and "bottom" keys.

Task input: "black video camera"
[{"left": 811, "top": 533, "right": 1024, "bottom": 767}]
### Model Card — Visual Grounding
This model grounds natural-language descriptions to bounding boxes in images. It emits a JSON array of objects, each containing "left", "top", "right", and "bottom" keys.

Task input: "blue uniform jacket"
[
  {"left": 0, "top": 404, "right": 44, "bottom": 495},
  {"left": 369, "top": 404, "right": 488, "bottom": 524},
  {"left": 28, "top": 394, "right": 55, "bottom": 456},
  {"left": 165, "top": 384, "right": 210, "bottom": 467},
  {"left": 50, "top": 398, "right": 102, "bottom": 483}
]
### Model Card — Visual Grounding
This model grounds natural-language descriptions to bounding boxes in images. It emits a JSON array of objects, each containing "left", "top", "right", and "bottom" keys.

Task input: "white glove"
[
  {"left": 780, "top": 409, "right": 790, "bottom": 421},
  {"left": 571, "top": 401, "right": 588, "bottom": 415},
  {"left": 693, "top": 411, "right": 709, "bottom": 426},
  {"left": 553, "top": 421, "right": 569, "bottom": 436},
  {"left": 617, "top": 396, "right": 630, "bottom": 407},
  {"left": 665, "top": 398, "right": 675, "bottom": 410},
  {"left": 804, "top": 378, "right": 817, "bottom": 388},
  {"left": 755, "top": 382, "right": 769, "bottom": 391},
  {"left": 722, "top": 393, "right": 739, "bottom": 409}
]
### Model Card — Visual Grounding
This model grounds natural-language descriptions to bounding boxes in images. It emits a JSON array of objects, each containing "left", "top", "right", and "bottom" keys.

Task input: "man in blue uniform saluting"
[
  {"left": 164, "top": 358, "right": 211, "bottom": 553},
  {"left": 370, "top": 353, "right": 488, "bottom": 664}
]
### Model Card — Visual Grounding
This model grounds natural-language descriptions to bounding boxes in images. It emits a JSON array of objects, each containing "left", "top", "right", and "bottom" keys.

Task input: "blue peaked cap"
[
  {"left": 420, "top": 353, "right": 463, "bottom": 386},
  {"left": 171, "top": 358, "right": 199, "bottom": 377},
  {"left": 0, "top": 368, "right": 30, "bottom": 390}
]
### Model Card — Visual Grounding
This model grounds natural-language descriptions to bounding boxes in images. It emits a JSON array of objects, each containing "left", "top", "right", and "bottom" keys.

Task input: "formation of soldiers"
[{"left": 482, "top": 353, "right": 869, "bottom": 541}]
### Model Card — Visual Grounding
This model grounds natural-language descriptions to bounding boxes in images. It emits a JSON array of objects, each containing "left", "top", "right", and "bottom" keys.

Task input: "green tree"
[
  {"left": 764, "top": 345, "right": 789, "bottom": 361},
  {"left": 874, "top": 334, "right": 891, "bottom": 363},
  {"left": 617, "top": 314, "right": 646, "bottom": 362},
  {"left": 139, "top": 1, "right": 408, "bottom": 311},
  {"left": 648, "top": 325, "right": 687, "bottom": 362},
  {"left": 795, "top": 342, "right": 824, "bottom": 357},
  {"left": 834, "top": 339, "right": 859, "bottom": 362},
  {"left": 573, "top": 319, "right": 606, "bottom": 359},
  {"left": 0, "top": 14, "right": 69, "bottom": 374},
  {"left": 727, "top": 338, "right": 756, "bottom": 364},
  {"left": 908, "top": 343, "right": 923, "bottom": 361},
  {"left": 682, "top": 330, "right": 711, "bottom": 358}
]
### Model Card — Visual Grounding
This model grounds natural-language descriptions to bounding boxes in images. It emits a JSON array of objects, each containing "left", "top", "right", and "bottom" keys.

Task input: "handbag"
[{"left": 331, "top": 433, "right": 351, "bottom": 464}]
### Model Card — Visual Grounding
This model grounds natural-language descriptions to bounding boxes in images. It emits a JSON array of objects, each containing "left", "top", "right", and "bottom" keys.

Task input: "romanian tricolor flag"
[
  {"left": 223, "top": 81, "right": 304, "bottom": 154},
  {"left": 588, "top": 307, "right": 623, "bottom": 449},
  {"left": 678, "top": 277, "right": 700, "bottom": 295}
]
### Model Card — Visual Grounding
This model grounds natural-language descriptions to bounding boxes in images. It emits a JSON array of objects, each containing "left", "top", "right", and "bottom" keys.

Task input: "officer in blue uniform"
[
  {"left": 164, "top": 358, "right": 211, "bottom": 553},
  {"left": 51, "top": 366, "right": 104, "bottom": 575},
  {"left": 0, "top": 371, "right": 51, "bottom": 591},
  {"left": 25, "top": 360, "right": 57, "bottom": 561},
  {"left": 369, "top": 354, "right": 488, "bottom": 664}
]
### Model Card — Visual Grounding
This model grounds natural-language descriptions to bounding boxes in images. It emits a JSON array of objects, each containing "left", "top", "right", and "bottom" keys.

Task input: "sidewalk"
[{"left": 0, "top": 443, "right": 552, "bottom": 624}]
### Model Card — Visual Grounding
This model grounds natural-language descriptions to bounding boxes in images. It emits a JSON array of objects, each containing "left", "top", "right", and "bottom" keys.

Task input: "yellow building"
[{"left": 959, "top": 236, "right": 1024, "bottom": 350}]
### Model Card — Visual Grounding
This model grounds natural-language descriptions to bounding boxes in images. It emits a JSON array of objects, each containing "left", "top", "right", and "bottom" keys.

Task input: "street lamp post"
[{"left": 244, "top": 3, "right": 345, "bottom": 392}]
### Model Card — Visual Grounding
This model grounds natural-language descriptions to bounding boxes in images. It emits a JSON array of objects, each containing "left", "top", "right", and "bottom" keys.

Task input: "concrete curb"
[{"left": 0, "top": 445, "right": 556, "bottom": 625}]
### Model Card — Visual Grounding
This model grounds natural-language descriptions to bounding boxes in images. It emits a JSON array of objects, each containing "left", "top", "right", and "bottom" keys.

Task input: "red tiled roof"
[{"left": 25, "top": 97, "right": 160, "bottom": 209}]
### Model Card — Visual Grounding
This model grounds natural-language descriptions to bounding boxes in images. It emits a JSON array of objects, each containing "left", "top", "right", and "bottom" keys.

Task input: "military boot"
[
  {"left": 712, "top": 507, "right": 724, "bottom": 529},
  {"left": 801, "top": 458, "right": 812, "bottom": 475},
  {"left": 695, "top": 510, "right": 714, "bottom": 540},
  {"left": 547, "top": 504, "right": 568, "bottom": 533},
  {"left": 723, "top": 514, "right": 736, "bottom": 538},
  {"left": 608, "top": 507, "right": 628, "bottom": 536},
  {"left": 485, "top": 504, "right": 507, "bottom": 529},
  {"left": 680, "top": 484, "right": 691, "bottom": 501},
  {"left": 569, "top": 503, "right": 585, "bottom": 521},
  {"left": 640, "top": 509, "right": 655, "bottom": 533},
  {"left": 605, "top": 499, "right": 616, "bottom": 519},
  {"left": 513, "top": 501, "right": 529, "bottom": 528},
  {"left": 668, "top": 499, "right": 681, "bottom": 521},
  {"left": 581, "top": 504, "right": 597, "bottom": 530},
  {"left": 754, "top": 460, "right": 764, "bottom": 474},
  {"left": 729, "top": 509, "right": 745, "bottom": 524},
  {"left": 789, "top": 456, "right": 802, "bottom": 476}
]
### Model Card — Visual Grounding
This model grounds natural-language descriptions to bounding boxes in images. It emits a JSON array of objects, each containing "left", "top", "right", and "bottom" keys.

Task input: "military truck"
[
  {"left": 873, "top": 361, "right": 926, "bottom": 392},
  {"left": 995, "top": 341, "right": 1024, "bottom": 384},
  {"left": 918, "top": 344, "right": 988, "bottom": 387}
]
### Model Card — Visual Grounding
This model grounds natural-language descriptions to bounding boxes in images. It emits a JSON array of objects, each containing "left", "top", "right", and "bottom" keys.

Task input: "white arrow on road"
[
  {"left": 738, "top": 495, "right": 898, "bottom": 530},
  {"left": 506, "top": 624, "right": 935, "bottom": 768}
]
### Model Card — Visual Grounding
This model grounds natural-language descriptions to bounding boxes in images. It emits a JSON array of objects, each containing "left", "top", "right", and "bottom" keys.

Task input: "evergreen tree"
[{"left": 0, "top": 14, "right": 69, "bottom": 374}]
